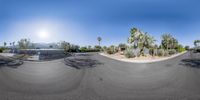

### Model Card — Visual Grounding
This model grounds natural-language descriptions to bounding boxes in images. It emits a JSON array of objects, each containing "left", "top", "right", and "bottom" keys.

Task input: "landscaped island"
[{"left": 100, "top": 27, "right": 195, "bottom": 62}]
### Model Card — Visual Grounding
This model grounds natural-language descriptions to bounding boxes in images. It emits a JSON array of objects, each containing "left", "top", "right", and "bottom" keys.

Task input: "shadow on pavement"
[
  {"left": 64, "top": 57, "right": 102, "bottom": 69},
  {"left": 0, "top": 56, "right": 24, "bottom": 69},
  {"left": 180, "top": 59, "right": 200, "bottom": 68}
]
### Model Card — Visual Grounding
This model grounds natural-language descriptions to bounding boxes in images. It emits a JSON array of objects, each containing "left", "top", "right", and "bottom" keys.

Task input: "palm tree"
[
  {"left": 128, "top": 28, "right": 141, "bottom": 48},
  {"left": 194, "top": 40, "right": 200, "bottom": 47},
  {"left": 18, "top": 38, "right": 30, "bottom": 49},
  {"left": 161, "top": 33, "right": 172, "bottom": 51},
  {"left": 97, "top": 37, "right": 102, "bottom": 46},
  {"left": 88, "top": 45, "right": 91, "bottom": 50},
  {"left": 143, "top": 32, "right": 156, "bottom": 48},
  {"left": 3, "top": 42, "right": 6, "bottom": 47},
  {"left": 12, "top": 42, "right": 15, "bottom": 46},
  {"left": 170, "top": 38, "right": 178, "bottom": 49}
]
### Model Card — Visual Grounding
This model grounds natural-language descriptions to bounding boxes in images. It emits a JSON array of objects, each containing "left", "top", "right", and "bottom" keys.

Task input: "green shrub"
[
  {"left": 196, "top": 49, "right": 200, "bottom": 52},
  {"left": 94, "top": 45, "right": 101, "bottom": 52},
  {"left": 124, "top": 48, "right": 135, "bottom": 58},
  {"left": 176, "top": 45, "right": 186, "bottom": 53},
  {"left": 178, "top": 47, "right": 185, "bottom": 53},
  {"left": 102, "top": 46, "right": 107, "bottom": 52},
  {"left": 80, "top": 47, "right": 87, "bottom": 52},
  {"left": 106, "top": 48, "right": 114, "bottom": 54},
  {"left": 106, "top": 45, "right": 117, "bottom": 54},
  {"left": 168, "top": 49, "right": 176, "bottom": 55},
  {"left": 0, "top": 48, "right": 6, "bottom": 53},
  {"left": 185, "top": 46, "right": 190, "bottom": 50}
]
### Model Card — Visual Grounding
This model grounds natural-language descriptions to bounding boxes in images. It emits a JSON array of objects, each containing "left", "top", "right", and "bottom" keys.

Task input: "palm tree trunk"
[{"left": 99, "top": 41, "right": 100, "bottom": 46}]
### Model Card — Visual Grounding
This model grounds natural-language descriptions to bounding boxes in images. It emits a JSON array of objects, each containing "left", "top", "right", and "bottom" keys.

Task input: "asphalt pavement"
[{"left": 0, "top": 52, "right": 200, "bottom": 100}]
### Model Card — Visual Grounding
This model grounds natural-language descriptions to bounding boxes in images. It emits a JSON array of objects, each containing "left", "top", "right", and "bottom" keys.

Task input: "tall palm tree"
[
  {"left": 12, "top": 42, "right": 15, "bottom": 46},
  {"left": 194, "top": 40, "right": 200, "bottom": 47},
  {"left": 170, "top": 38, "right": 178, "bottom": 49},
  {"left": 4, "top": 42, "right": 6, "bottom": 47},
  {"left": 97, "top": 37, "right": 102, "bottom": 46},
  {"left": 161, "top": 33, "right": 172, "bottom": 51},
  {"left": 128, "top": 28, "right": 143, "bottom": 48},
  {"left": 147, "top": 35, "right": 156, "bottom": 48}
]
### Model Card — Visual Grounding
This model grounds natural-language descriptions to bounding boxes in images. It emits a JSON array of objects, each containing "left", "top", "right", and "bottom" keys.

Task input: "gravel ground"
[{"left": 0, "top": 52, "right": 200, "bottom": 100}]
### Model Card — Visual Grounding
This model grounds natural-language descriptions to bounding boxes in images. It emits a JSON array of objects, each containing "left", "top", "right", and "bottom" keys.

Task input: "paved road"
[{"left": 0, "top": 52, "right": 200, "bottom": 100}]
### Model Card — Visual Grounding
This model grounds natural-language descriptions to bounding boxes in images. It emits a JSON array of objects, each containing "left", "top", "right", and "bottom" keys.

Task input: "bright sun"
[{"left": 38, "top": 30, "right": 50, "bottom": 39}]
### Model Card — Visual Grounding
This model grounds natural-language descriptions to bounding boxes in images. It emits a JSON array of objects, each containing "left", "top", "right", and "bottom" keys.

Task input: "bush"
[
  {"left": 178, "top": 47, "right": 186, "bottom": 53},
  {"left": 106, "top": 45, "right": 117, "bottom": 54},
  {"left": 94, "top": 45, "right": 101, "bottom": 52},
  {"left": 149, "top": 48, "right": 154, "bottom": 56},
  {"left": 176, "top": 44, "right": 186, "bottom": 53},
  {"left": 102, "top": 46, "right": 107, "bottom": 52},
  {"left": 185, "top": 46, "right": 190, "bottom": 50},
  {"left": 79, "top": 47, "right": 88, "bottom": 52},
  {"left": 0, "top": 48, "right": 6, "bottom": 53},
  {"left": 164, "top": 50, "right": 169, "bottom": 56},
  {"left": 196, "top": 49, "right": 200, "bottom": 53},
  {"left": 124, "top": 48, "right": 135, "bottom": 58},
  {"left": 168, "top": 49, "right": 176, "bottom": 55},
  {"left": 158, "top": 49, "right": 165, "bottom": 56},
  {"left": 106, "top": 48, "right": 114, "bottom": 54}
]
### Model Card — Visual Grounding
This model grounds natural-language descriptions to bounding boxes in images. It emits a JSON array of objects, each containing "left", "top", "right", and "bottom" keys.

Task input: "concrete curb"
[{"left": 99, "top": 51, "right": 187, "bottom": 63}]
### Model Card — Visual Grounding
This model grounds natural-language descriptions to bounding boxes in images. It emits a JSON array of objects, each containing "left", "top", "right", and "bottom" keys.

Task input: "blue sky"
[{"left": 0, "top": 0, "right": 200, "bottom": 47}]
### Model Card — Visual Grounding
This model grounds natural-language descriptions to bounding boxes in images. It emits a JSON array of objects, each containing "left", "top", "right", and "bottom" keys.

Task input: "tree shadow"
[
  {"left": 180, "top": 59, "right": 200, "bottom": 68},
  {"left": 64, "top": 57, "right": 103, "bottom": 69},
  {"left": 74, "top": 53, "right": 92, "bottom": 57},
  {"left": 0, "top": 59, "right": 23, "bottom": 69}
]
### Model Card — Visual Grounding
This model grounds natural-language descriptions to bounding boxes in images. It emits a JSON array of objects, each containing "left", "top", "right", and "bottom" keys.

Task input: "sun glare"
[{"left": 38, "top": 30, "right": 50, "bottom": 39}]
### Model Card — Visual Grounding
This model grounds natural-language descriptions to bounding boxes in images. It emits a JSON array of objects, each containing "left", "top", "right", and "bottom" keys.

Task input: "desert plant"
[
  {"left": 161, "top": 34, "right": 178, "bottom": 51},
  {"left": 106, "top": 45, "right": 116, "bottom": 54},
  {"left": 168, "top": 49, "right": 176, "bottom": 55},
  {"left": 106, "top": 48, "right": 114, "bottom": 54},
  {"left": 164, "top": 50, "right": 169, "bottom": 56},
  {"left": 118, "top": 43, "right": 126, "bottom": 49},
  {"left": 124, "top": 48, "right": 134, "bottom": 58},
  {"left": 143, "top": 33, "right": 156, "bottom": 48},
  {"left": 128, "top": 27, "right": 156, "bottom": 56},
  {"left": 158, "top": 49, "right": 165, "bottom": 56}
]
